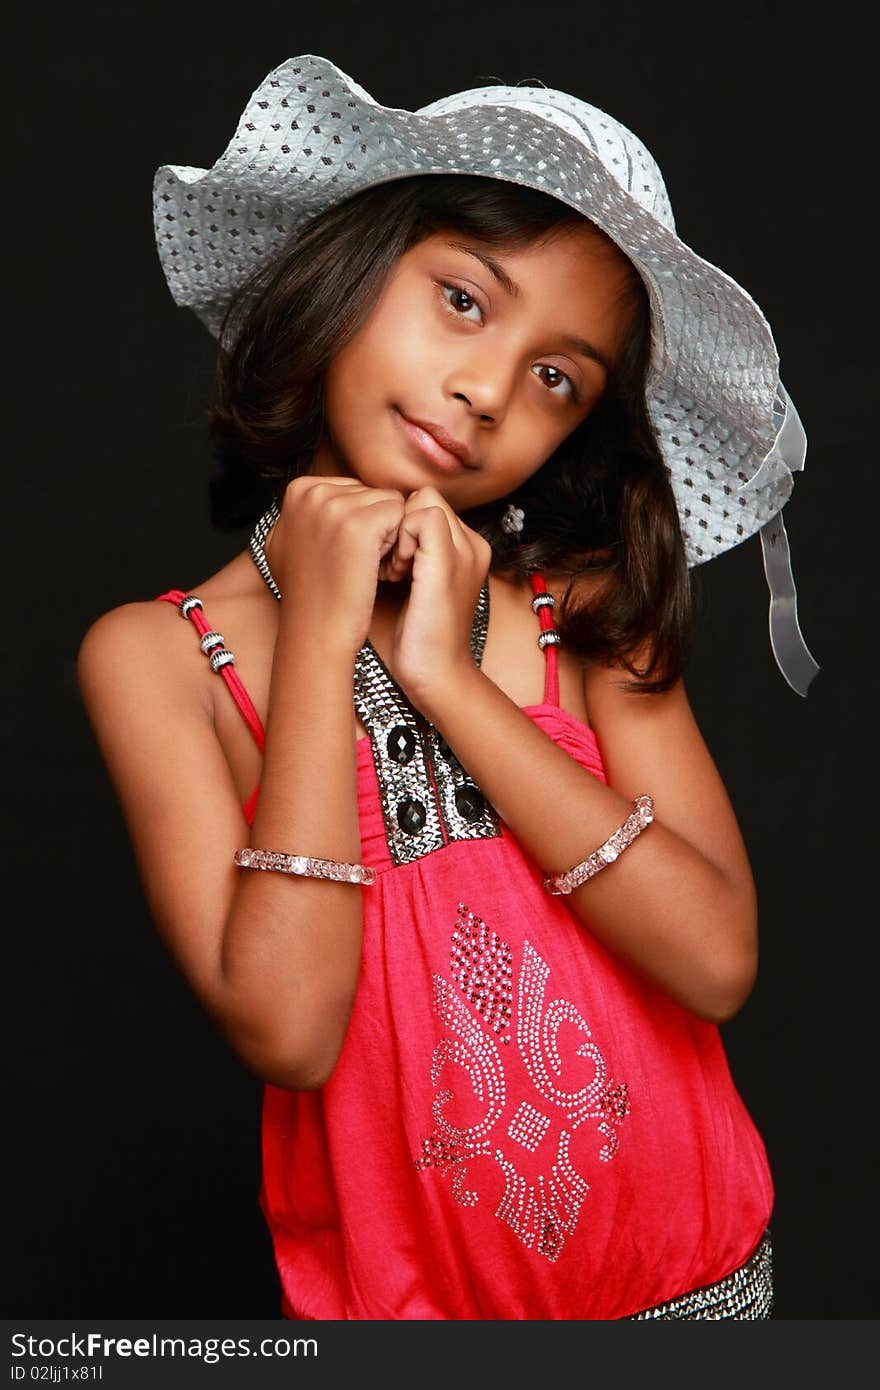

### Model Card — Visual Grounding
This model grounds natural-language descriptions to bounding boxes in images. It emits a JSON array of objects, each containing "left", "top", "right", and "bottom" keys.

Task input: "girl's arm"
[
  {"left": 78, "top": 478, "right": 408, "bottom": 1090},
  {"left": 77, "top": 597, "right": 364, "bottom": 1090},
  {"left": 418, "top": 660, "right": 758, "bottom": 1024}
]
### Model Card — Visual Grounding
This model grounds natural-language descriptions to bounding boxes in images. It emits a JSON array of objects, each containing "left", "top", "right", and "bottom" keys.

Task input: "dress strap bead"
[
  {"left": 155, "top": 589, "right": 266, "bottom": 753},
  {"left": 531, "top": 591, "right": 556, "bottom": 613},
  {"left": 528, "top": 573, "right": 561, "bottom": 707}
]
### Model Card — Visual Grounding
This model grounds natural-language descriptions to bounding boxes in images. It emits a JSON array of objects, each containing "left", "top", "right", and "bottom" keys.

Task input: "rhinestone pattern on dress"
[
  {"left": 413, "top": 902, "right": 771, "bottom": 1308},
  {"left": 413, "top": 904, "right": 630, "bottom": 1265},
  {"left": 450, "top": 904, "right": 513, "bottom": 1043},
  {"left": 508, "top": 1102, "right": 552, "bottom": 1153},
  {"left": 352, "top": 581, "right": 501, "bottom": 867}
]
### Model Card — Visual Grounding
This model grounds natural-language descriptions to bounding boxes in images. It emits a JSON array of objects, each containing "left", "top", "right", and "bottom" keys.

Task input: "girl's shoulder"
[
  {"left": 77, "top": 550, "right": 284, "bottom": 808},
  {"left": 77, "top": 552, "right": 267, "bottom": 721},
  {"left": 77, "top": 597, "right": 212, "bottom": 744}
]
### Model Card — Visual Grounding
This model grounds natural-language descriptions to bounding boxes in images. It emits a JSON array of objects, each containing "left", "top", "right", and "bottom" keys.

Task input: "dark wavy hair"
[{"left": 208, "top": 175, "right": 695, "bottom": 693}]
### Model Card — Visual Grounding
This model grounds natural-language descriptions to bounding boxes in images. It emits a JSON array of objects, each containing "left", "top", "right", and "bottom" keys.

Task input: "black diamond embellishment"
[
  {"left": 396, "top": 799, "right": 427, "bottom": 836},
  {"left": 436, "top": 735, "right": 459, "bottom": 766},
  {"left": 386, "top": 725, "right": 416, "bottom": 766},
  {"left": 455, "top": 784, "right": 485, "bottom": 822}
]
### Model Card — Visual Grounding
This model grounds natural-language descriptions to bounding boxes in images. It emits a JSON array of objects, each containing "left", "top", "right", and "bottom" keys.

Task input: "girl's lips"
[{"left": 393, "top": 409, "right": 469, "bottom": 474}]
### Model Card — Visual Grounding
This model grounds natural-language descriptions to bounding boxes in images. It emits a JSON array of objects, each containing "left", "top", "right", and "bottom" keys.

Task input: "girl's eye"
[
  {"left": 439, "top": 283, "right": 483, "bottom": 323},
  {"left": 532, "top": 363, "right": 580, "bottom": 403}
]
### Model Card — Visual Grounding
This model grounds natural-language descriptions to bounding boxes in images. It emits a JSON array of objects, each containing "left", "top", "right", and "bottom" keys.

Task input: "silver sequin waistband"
[{"left": 628, "top": 1229, "right": 773, "bottom": 1319}]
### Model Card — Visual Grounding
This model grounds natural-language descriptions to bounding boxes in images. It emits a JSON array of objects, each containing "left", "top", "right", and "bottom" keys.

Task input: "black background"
[{"left": 8, "top": 0, "right": 876, "bottom": 1319}]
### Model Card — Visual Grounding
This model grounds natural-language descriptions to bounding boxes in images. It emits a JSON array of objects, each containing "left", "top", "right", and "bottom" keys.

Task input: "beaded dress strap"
[
  {"left": 156, "top": 590, "right": 266, "bottom": 753},
  {"left": 156, "top": 578, "right": 554, "bottom": 749},
  {"left": 529, "top": 573, "right": 560, "bottom": 708}
]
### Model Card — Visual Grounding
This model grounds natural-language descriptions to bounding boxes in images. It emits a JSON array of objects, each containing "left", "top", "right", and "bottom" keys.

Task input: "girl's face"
[{"left": 312, "top": 224, "right": 638, "bottom": 507}]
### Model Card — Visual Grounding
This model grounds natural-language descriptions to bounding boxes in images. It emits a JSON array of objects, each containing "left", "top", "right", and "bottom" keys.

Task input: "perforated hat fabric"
[{"left": 153, "top": 55, "right": 819, "bottom": 694}]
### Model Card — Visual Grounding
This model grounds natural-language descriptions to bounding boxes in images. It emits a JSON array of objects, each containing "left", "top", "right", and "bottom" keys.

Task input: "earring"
[{"left": 501, "top": 502, "right": 525, "bottom": 535}]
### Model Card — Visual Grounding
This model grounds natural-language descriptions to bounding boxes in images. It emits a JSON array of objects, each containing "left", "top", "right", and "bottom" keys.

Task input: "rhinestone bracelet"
[
  {"left": 234, "top": 847, "right": 376, "bottom": 886},
  {"left": 542, "top": 795, "right": 654, "bottom": 895}
]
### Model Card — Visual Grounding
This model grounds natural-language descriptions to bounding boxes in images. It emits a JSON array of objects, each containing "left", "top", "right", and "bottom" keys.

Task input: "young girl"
[{"left": 78, "top": 55, "right": 819, "bottom": 1320}]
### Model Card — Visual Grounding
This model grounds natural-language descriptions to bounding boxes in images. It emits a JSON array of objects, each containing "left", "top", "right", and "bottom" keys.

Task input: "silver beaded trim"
[
  {"left": 629, "top": 1230, "right": 773, "bottom": 1319},
  {"left": 544, "top": 795, "right": 654, "bottom": 895},
  {"left": 179, "top": 595, "right": 203, "bottom": 618},
  {"left": 246, "top": 501, "right": 507, "bottom": 866},
  {"left": 537, "top": 629, "right": 561, "bottom": 649},
  {"left": 354, "top": 581, "right": 500, "bottom": 867},
  {"left": 249, "top": 499, "right": 283, "bottom": 601},
  {"left": 209, "top": 648, "right": 235, "bottom": 671},
  {"left": 531, "top": 592, "right": 556, "bottom": 612},
  {"left": 234, "top": 846, "right": 375, "bottom": 886},
  {"left": 200, "top": 630, "right": 225, "bottom": 654}
]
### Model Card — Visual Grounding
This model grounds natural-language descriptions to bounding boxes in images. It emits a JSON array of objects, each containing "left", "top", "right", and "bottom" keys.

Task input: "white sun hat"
[{"left": 153, "top": 54, "right": 820, "bottom": 695}]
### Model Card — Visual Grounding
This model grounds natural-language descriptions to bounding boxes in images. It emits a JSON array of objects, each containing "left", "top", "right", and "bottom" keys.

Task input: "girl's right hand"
[{"left": 264, "top": 475, "right": 408, "bottom": 657}]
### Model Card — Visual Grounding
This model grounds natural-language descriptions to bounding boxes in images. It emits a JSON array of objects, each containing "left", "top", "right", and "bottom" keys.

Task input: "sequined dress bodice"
[{"left": 157, "top": 577, "right": 773, "bottom": 1321}]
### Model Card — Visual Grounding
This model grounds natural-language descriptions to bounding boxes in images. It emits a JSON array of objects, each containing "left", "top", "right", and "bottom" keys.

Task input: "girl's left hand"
[{"left": 378, "top": 486, "right": 492, "bottom": 714}]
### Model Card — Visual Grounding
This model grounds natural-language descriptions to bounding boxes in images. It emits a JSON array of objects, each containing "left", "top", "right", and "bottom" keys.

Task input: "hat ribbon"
[{"left": 752, "top": 385, "right": 820, "bottom": 696}]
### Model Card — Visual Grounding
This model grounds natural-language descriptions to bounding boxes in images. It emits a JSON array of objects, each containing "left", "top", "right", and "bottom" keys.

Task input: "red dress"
[{"left": 157, "top": 575, "right": 773, "bottom": 1320}]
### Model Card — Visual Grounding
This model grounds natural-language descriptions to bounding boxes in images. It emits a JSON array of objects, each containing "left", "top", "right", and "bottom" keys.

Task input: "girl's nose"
[{"left": 444, "top": 349, "right": 516, "bottom": 424}]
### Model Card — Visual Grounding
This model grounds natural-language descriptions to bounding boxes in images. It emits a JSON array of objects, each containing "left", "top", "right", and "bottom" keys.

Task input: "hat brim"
[{"left": 154, "top": 54, "right": 796, "bottom": 569}]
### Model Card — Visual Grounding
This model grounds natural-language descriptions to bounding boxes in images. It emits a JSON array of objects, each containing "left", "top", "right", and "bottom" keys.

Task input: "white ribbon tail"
[{"left": 759, "top": 511, "right": 820, "bottom": 697}]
